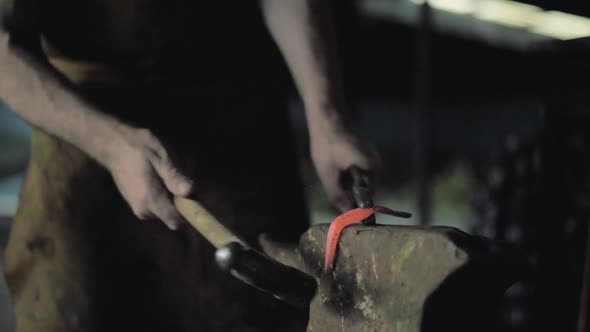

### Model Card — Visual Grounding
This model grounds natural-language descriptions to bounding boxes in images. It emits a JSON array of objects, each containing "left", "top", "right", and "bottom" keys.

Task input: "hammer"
[{"left": 173, "top": 196, "right": 317, "bottom": 308}]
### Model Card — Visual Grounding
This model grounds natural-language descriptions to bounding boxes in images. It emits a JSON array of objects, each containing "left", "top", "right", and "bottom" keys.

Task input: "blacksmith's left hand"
[{"left": 309, "top": 113, "right": 380, "bottom": 212}]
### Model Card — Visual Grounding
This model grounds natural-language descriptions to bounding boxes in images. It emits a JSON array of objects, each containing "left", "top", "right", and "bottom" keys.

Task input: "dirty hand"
[
  {"left": 104, "top": 127, "right": 193, "bottom": 230},
  {"left": 309, "top": 117, "right": 380, "bottom": 212}
]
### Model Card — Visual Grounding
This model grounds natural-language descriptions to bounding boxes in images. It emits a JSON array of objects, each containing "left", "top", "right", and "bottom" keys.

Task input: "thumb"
[{"left": 152, "top": 158, "right": 194, "bottom": 197}]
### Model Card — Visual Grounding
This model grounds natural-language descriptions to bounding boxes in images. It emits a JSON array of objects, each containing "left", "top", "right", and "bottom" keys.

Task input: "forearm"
[
  {"left": 259, "top": 0, "right": 348, "bottom": 133},
  {"left": 0, "top": 30, "right": 128, "bottom": 166}
]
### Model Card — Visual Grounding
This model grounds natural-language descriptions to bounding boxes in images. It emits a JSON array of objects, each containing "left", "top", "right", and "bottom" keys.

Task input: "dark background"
[{"left": 2, "top": 0, "right": 590, "bottom": 330}]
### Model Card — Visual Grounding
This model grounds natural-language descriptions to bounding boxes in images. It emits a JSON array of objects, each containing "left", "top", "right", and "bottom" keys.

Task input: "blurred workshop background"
[{"left": 2, "top": 0, "right": 590, "bottom": 331}]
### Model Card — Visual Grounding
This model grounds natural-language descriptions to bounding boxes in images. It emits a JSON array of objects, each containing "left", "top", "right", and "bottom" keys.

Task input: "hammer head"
[{"left": 215, "top": 241, "right": 316, "bottom": 309}]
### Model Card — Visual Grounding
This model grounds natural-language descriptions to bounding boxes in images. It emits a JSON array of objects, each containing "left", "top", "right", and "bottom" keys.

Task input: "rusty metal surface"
[{"left": 262, "top": 224, "right": 526, "bottom": 332}]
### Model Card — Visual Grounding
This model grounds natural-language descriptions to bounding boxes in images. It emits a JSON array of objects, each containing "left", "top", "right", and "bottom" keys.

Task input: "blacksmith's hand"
[
  {"left": 105, "top": 127, "right": 193, "bottom": 230},
  {"left": 309, "top": 116, "right": 380, "bottom": 213}
]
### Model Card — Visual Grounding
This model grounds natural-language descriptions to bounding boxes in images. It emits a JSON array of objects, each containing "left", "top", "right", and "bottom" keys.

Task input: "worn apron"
[{"left": 3, "top": 2, "right": 310, "bottom": 331}]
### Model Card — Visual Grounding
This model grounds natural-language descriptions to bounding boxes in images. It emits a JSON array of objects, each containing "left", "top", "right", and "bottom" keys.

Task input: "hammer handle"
[
  {"left": 174, "top": 196, "right": 244, "bottom": 248},
  {"left": 173, "top": 196, "right": 317, "bottom": 308}
]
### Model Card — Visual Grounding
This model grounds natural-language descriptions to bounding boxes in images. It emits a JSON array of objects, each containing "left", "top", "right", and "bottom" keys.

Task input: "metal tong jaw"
[{"left": 343, "top": 166, "right": 376, "bottom": 224}]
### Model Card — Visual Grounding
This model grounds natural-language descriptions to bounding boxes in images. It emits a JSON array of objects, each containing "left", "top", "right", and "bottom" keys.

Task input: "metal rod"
[{"left": 413, "top": 1, "right": 433, "bottom": 226}]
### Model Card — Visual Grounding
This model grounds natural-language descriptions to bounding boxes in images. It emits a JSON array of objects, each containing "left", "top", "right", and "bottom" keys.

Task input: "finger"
[
  {"left": 322, "top": 170, "right": 354, "bottom": 212},
  {"left": 151, "top": 156, "right": 194, "bottom": 197},
  {"left": 113, "top": 174, "right": 156, "bottom": 221},
  {"left": 150, "top": 190, "right": 186, "bottom": 230},
  {"left": 133, "top": 207, "right": 156, "bottom": 221}
]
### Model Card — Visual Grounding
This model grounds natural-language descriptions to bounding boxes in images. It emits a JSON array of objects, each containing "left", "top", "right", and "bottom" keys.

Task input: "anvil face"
[{"left": 261, "top": 224, "right": 525, "bottom": 332}]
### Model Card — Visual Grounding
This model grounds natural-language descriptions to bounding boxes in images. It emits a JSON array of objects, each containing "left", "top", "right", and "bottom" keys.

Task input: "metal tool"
[
  {"left": 345, "top": 166, "right": 376, "bottom": 224},
  {"left": 173, "top": 167, "right": 389, "bottom": 307},
  {"left": 174, "top": 196, "right": 317, "bottom": 308},
  {"left": 344, "top": 166, "right": 411, "bottom": 223}
]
